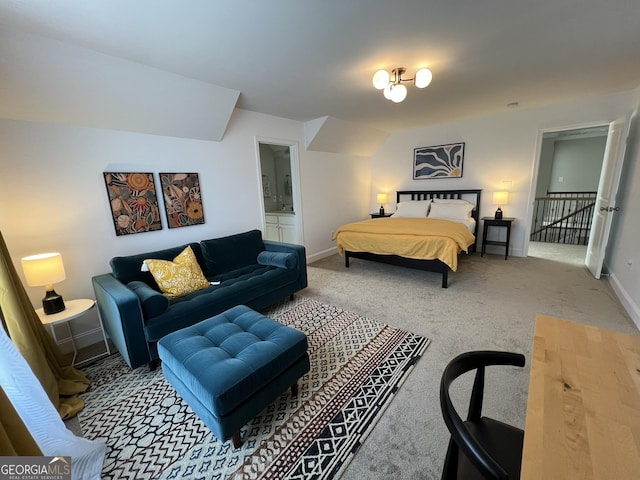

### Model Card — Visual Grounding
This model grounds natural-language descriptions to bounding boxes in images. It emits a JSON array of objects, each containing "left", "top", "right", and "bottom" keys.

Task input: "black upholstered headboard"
[{"left": 396, "top": 189, "right": 482, "bottom": 242}]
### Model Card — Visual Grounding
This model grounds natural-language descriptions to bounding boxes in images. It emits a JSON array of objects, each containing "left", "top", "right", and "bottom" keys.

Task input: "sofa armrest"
[
  {"left": 263, "top": 240, "right": 307, "bottom": 289},
  {"left": 257, "top": 250, "right": 297, "bottom": 269},
  {"left": 92, "top": 274, "right": 151, "bottom": 369},
  {"left": 128, "top": 281, "right": 169, "bottom": 319}
]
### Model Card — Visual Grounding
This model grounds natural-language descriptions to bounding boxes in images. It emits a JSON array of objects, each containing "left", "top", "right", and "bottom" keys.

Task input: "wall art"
[
  {"left": 414, "top": 142, "right": 465, "bottom": 179},
  {"left": 159, "top": 172, "right": 205, "bottom": 228},
  {"left": 103, "top": 172, "right": 162, "bottom": 236}
]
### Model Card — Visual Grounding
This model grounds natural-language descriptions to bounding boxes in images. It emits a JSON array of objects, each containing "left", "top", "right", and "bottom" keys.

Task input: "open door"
[{"left": 585, "top": 116, "right": 628, "bottom": 278}]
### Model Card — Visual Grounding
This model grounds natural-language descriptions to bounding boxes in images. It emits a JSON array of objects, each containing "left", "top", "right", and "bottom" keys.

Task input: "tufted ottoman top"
[{"left": 158, "top": 305, "right": 308, "bottom": 417}]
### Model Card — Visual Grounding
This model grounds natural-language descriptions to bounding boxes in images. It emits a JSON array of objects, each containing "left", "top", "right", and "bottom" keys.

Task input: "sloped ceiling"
[
  {"left": 1, "top": 1, "right": 640, "bottom": 148},
  {"left": 0, "top": 28, "right": 239, "bottom": 142}
]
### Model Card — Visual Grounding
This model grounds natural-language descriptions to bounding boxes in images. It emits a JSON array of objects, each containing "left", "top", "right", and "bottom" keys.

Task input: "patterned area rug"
[{"left": 78, "top": 296, "right": 430, "bottom": 479}]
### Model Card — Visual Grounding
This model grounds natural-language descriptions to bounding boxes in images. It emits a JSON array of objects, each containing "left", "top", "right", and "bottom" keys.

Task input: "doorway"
[
  {"left": 528, "top": 125, "right": 608, "bottom": 263},
  {"left": 256, "top": 139, "right": 303, "bottom": 245},
  {"left": 527, "top": 118, "right": 628, "bottom": 277}
]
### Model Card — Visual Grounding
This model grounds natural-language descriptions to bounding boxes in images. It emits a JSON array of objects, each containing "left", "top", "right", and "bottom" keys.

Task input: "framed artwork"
[
  {"left": 103, "top": 172, "right": 162, "bottom": 236},
  {"left": 159, "top": 173, "right": 205, "bottom": 228},
  {"left": 414, "top": 142, "right": 465, "bottom": 179}
]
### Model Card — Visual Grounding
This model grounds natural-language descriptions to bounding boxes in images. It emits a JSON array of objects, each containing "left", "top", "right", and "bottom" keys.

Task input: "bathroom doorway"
[{"left": 256, "top": 138, "right": 303, "bottom": 244}]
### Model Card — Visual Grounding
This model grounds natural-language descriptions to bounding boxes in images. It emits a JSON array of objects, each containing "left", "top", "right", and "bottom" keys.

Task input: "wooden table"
[
  {"left": 480, "top": 216, "right": 514, "bottom": 259},
  {"left": 521, "top": 314, "right": 640, "bottom": 479}
]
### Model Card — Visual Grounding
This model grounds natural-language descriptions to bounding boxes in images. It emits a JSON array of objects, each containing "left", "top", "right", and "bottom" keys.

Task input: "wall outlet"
[
  {"left": 627, "top": 259, "right": 633, "bottom": 271},
  {"left": 330, "top": 230, "right": 335, "bottom": 240}
]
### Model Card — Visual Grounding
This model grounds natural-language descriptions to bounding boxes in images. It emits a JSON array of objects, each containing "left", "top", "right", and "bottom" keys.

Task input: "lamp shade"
[
  {"left": 383, "top": 83, "right": 393, "bottom": 100},
  {"left": 21, "top": 253, "right": 66, "bottom": 288},
  {"left": 377, "top": 193, "right": 388, "bottom": 204},
  {"left": 389, "top": 83, "right": 407, "bottom": 103},
  {"left": 372, "top": 69, "right": 390, "bottom": 90},
  {"left": 492, "top": 191, "right": 509, "bottom": 206},
  {"left": 414, "top": 68, "right": 433, "bottom": 88}
]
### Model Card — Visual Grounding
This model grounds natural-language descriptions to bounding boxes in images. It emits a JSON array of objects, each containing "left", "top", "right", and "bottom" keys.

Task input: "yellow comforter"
[{"left": 333, "top": 217, "right": 475, "bottom": 271}]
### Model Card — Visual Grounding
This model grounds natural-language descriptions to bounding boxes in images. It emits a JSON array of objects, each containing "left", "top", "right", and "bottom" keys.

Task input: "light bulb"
[
  {"left": 383, "top": 83, "right": 393, "bottom": 100},
  {"left": 414, "top": 68, "right": 433, "bottom": 88},
  {"left": 390, "top": 84, "right": 407, "bottom": 103},
  {"left": 372, "top": 70, "right": 390, "bottom": 90}
]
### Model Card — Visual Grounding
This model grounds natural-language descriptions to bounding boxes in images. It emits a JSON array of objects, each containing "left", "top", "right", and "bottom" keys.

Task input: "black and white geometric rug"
[{"left": 78, "top": 296, "right": 430, "bottom": 479}]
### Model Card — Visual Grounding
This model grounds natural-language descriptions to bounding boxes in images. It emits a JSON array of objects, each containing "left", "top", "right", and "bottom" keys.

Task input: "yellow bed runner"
[{"left": 333, "top": 217, "right": 475, "bottom": 271}]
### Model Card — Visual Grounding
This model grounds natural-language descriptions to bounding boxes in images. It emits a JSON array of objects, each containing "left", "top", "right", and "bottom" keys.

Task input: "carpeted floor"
[
  {"left": 305, "top": 243, "right": 636, "bottom": 479},
  {"left": 78, "top": 296, "right": 429, "bottom": 479},
  {"left": 71, "top": 242, "right": 636, "bottom": 479}
]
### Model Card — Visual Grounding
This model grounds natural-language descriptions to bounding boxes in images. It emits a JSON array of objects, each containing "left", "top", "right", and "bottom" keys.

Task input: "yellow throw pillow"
[{"left": 144, "top": 246, "right": 210, "bottom": 298}]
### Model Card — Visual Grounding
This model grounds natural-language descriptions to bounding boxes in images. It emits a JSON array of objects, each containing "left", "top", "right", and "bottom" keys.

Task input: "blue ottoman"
[{"left": 158, "top": 305, "right": 310, "bottom": 448}]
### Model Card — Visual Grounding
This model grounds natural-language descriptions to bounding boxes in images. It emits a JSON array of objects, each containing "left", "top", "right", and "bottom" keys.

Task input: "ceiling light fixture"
[{"left": 372, "top": 67, "right": 433, "bottom": 103}]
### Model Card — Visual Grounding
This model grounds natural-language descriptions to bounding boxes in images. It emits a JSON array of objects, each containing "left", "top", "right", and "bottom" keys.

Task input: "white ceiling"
[{"left": 1, "top": 0, "right": 639, "bottom": 133}]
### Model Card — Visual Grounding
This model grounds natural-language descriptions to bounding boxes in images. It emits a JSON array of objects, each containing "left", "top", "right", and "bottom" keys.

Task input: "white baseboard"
[
  {"left": 306, "top": 246, "right": 338, "bottom": 264},
  {"left": 608, "top": 273, "right": 640, "bottom": 331}
]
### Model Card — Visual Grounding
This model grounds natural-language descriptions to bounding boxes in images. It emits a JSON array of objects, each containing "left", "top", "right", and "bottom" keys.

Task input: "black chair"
[{"left": 440, "top": 351, "right": 526, "bottom": 480}]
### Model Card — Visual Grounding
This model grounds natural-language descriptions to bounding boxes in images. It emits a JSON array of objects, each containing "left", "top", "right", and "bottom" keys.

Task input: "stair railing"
[{"left": 530, "top": 192, "right": 596, "bottom": 244}]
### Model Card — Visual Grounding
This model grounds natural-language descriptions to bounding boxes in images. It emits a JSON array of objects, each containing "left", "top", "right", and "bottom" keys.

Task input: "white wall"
[
  {"left": 370, "top": 92, "right": 635, "bottom": 258},
  {"left": 0, "top": 110, "right": 367, "bottom": 349},
  {"left": 548, "top": 137, "right": 605, "bottom": 192},
  {"left": 301, "top": 150, "right": 372, "bottom": 262},
  {"left": 607, "top": 86, "right": 640, "bottom": 328}
]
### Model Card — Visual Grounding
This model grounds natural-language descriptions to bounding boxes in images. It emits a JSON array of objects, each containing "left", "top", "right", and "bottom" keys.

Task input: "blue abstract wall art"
[{"left": 414, "top": 142, "right": 465, "bottom": 179}]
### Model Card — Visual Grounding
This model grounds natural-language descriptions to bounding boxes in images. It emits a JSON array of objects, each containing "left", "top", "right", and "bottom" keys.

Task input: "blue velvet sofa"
[{"left": 91, "top": 230, "right": 307, "bottom": 369}]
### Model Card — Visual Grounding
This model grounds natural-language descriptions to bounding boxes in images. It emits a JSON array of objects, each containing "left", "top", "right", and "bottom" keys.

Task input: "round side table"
[{"left": 35, "top": 298, "right": 111, "bottom": 365}]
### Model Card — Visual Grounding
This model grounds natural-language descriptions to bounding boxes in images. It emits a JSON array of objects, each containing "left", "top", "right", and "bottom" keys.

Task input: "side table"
[
  {"left": 370, "top": 212, "right": 394, "bottom": 218},
  {"left": 481, "top": 217, "right": 515, "bottom": 260},
  {"left": 36, "top": 298, "right": 111, "bottom": 365}
]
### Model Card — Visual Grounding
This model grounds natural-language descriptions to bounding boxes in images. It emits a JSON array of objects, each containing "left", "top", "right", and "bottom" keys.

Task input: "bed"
[{"left": 334, "top": 189, "right": 482, "bottom": 288}]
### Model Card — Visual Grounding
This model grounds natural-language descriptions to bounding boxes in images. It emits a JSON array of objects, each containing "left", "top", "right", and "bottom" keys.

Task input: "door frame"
[
  {"left": 524, "top": 121, "right": 612, "bottom": 258},
  {"left": 254, "top": 136, "right": 304, "bottom": 245}
]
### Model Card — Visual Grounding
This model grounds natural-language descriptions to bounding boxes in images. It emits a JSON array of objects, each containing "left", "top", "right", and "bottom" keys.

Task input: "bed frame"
[{"left": 344, "top": 189, "right": 482, "bottom": 288}]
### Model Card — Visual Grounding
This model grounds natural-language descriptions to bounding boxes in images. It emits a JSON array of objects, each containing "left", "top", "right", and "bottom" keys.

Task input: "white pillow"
[
  {"left": 391, "top": 200, "right": 431, "bottom": 218},
  {"left": 428, "top": 202, "right": 474, "bottom": 220},
  {"left": 432, "top": 198, "right": 475, "bottom": 206}
]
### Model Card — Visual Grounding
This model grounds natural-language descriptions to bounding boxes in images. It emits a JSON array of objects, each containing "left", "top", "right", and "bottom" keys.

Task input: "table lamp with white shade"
[
  {"left": 492, "top": 191, "right": 509, "bottom": 219},
  {"left": 377, "top": 193, "right": 388, "bottom": 216},
  {"left": 21, "top": 252, "right": 66, "bottom": 314}
]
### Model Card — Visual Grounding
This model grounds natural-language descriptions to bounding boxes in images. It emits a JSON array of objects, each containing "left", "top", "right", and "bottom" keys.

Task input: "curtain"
[
  {"left": 0, "top": 386, "right": 42, "bottom": 455},
  {"left": 0, "top": 322, "right": 105, "bottom": 479},
  {"left": 0, "top": 231, "right": 89, "bottom": 418}
]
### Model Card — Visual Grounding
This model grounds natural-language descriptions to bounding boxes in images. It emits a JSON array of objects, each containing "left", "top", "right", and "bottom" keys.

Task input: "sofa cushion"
[
  {"left": 257, "top": 250, "right": 297, "bottom": 269},
  {"left": 145, "top": 266, "right": 298, "bottom": 342},
  {"left": 144, "top": 246, "right": 211, "bottom": 298},
  {"left": 201, "top": 230, "right": 264, "bottom": 275},
  {"left": 208, "top": 264, "right": 264, "bottom": 283},
  {"left": 127, "top": 281, "right": 170, "bottom": 318},
  {"left": 110, "top": 242, "right": 204, "bottom": 287}
]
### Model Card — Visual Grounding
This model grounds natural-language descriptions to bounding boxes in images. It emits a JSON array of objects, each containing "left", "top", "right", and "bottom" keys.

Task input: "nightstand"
[
  {"left": 36, "top": 298, "right": 111, "bottom": 365},
  {"left": 370, "top": 212, "right": 393, "bottom": 218},
  {"left": 481, "top": 217, "right": 515, "bottom": 259}
]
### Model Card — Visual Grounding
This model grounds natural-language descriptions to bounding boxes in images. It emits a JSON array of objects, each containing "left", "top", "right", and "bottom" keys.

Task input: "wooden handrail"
[
  {"left": 530, "top": 202, "right": 595, "bottom": 236},
  {"left": 530, "top": 194, "right": 595, "bottom": 245},
  {"left": 535, "top": 196, "right": 596, "bottom": 202}
]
